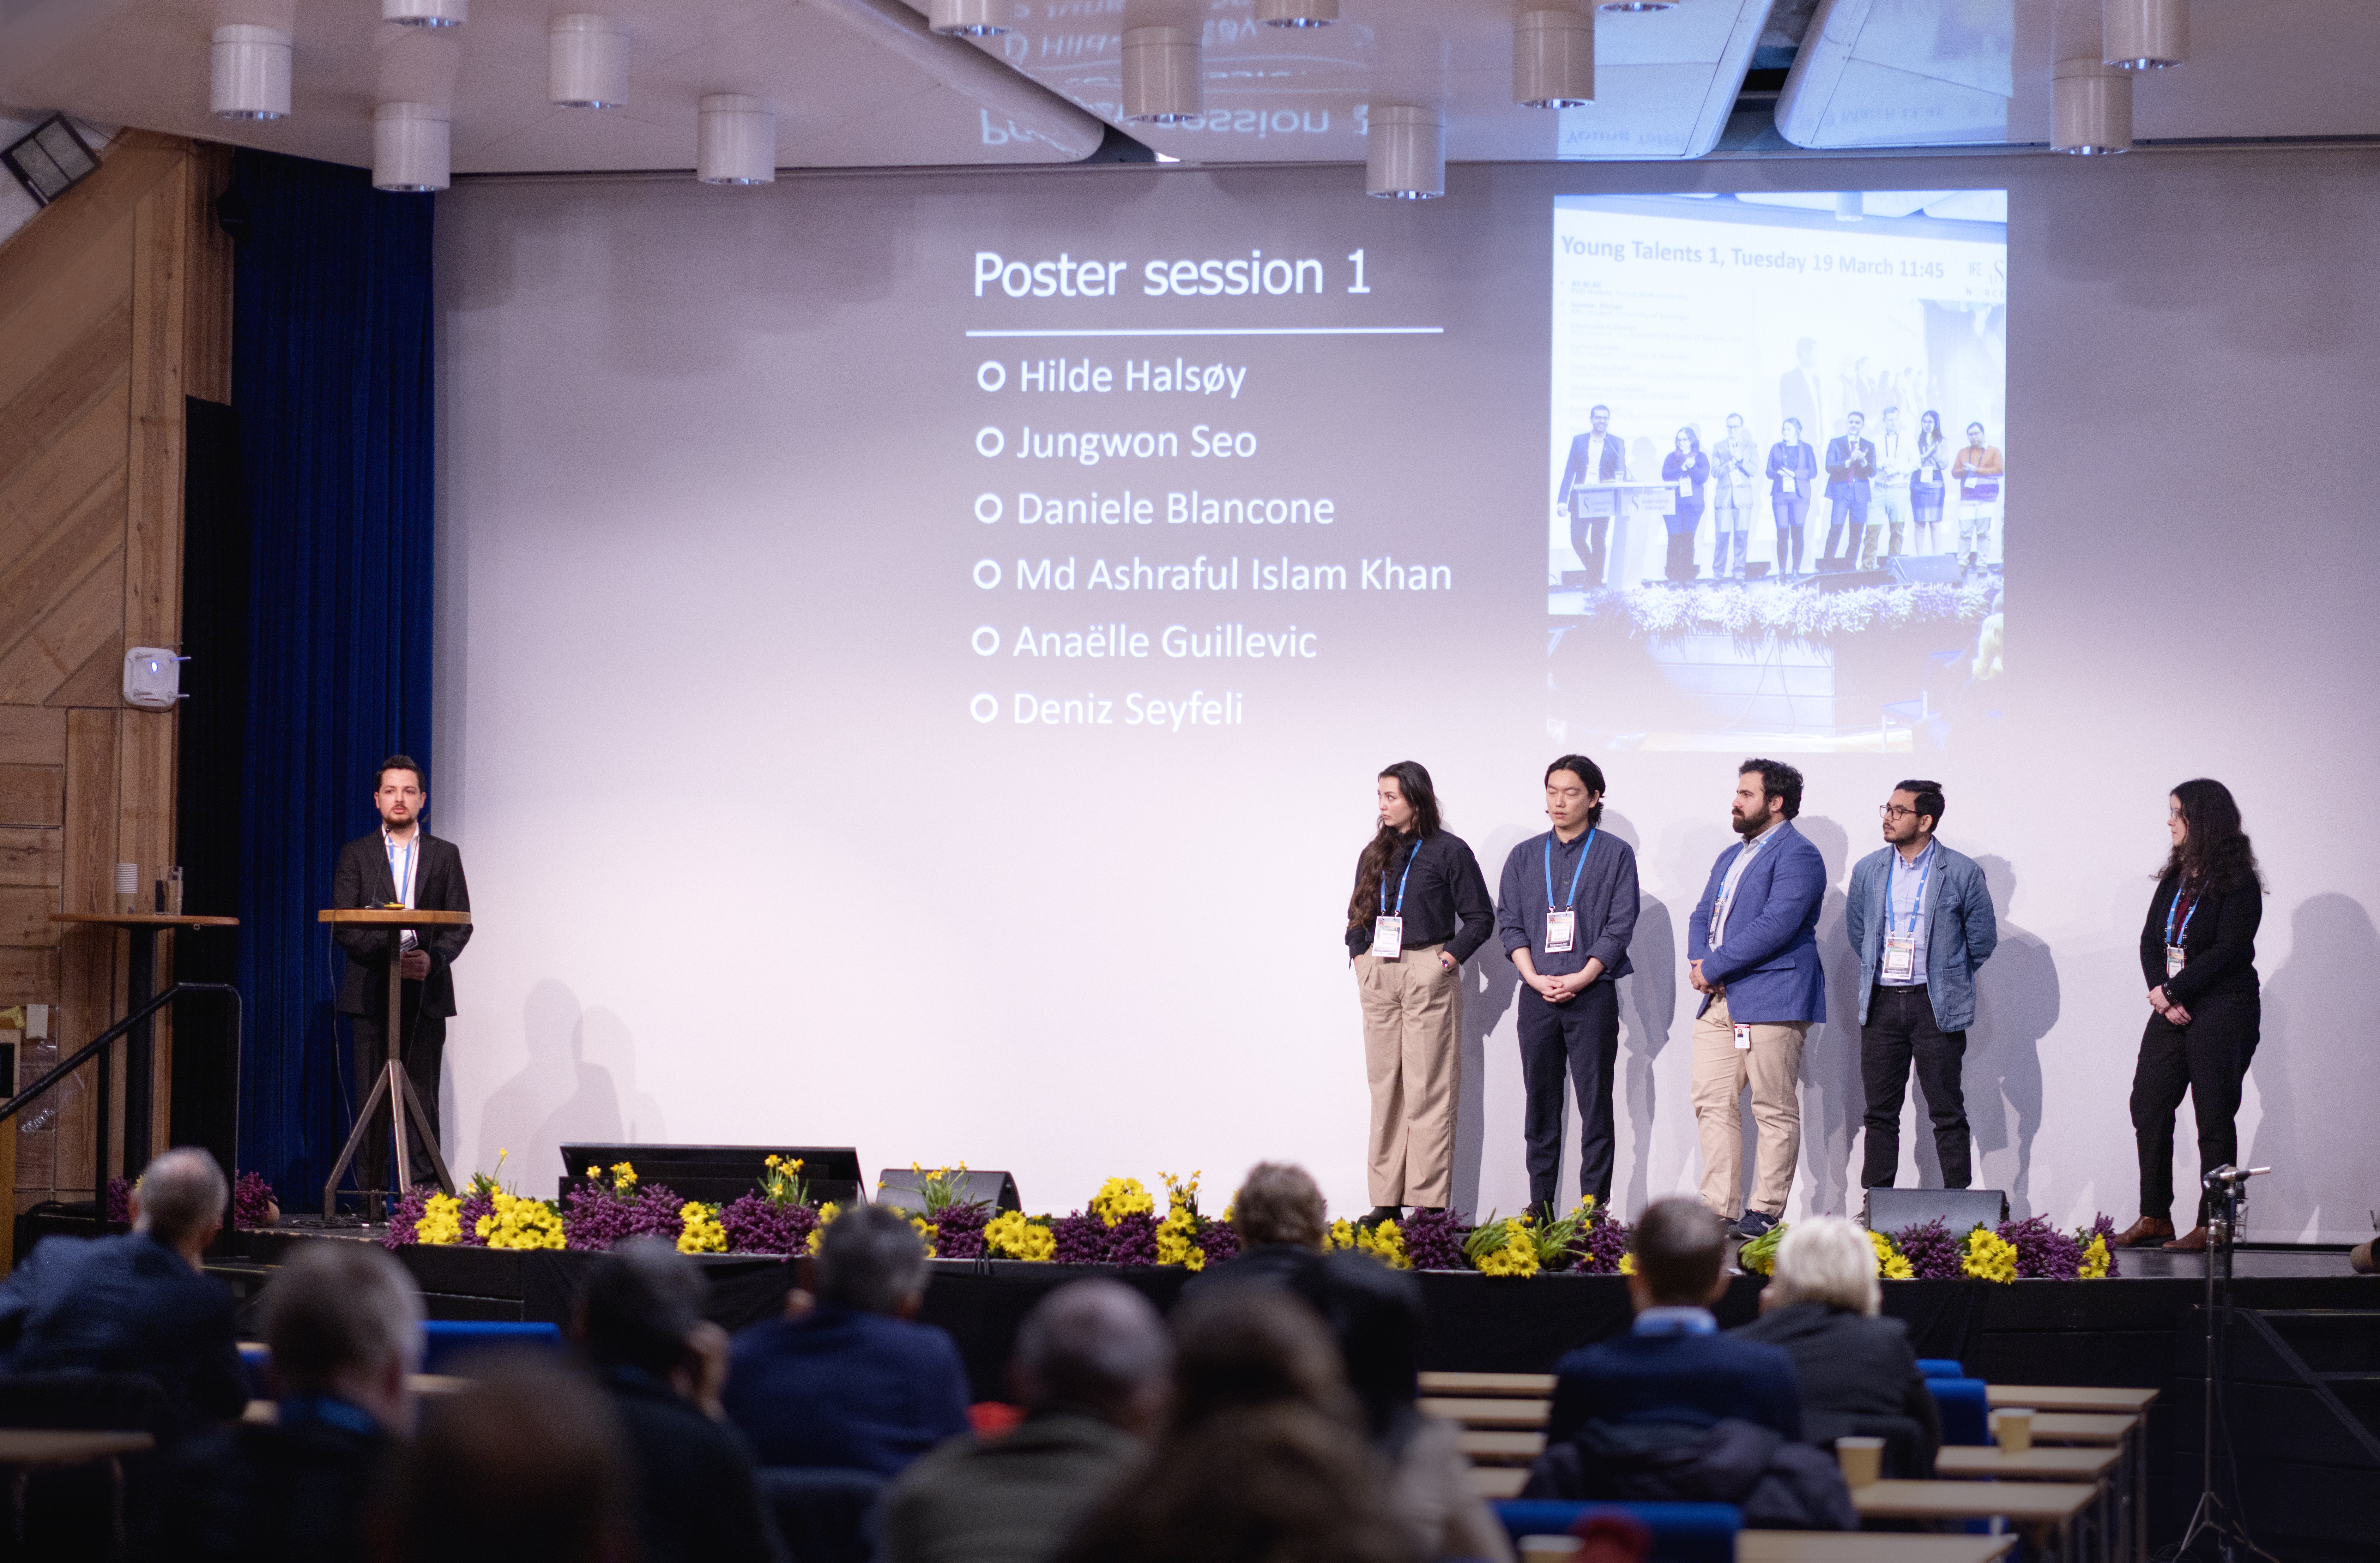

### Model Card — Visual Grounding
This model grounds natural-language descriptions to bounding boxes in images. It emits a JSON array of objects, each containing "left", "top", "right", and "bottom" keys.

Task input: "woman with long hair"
[
  {"left": 1345, "top": 763, "right": 1492, "bottom": 1227},
  {"left": 1660, "top": 426, "right": 1710, "bottom": 582},
  {"left": 2115, "top": 779, "right": 2264, "bottom": 1252},
  {"left": 1911, "top": 410, "right": 1948, "bottom": 554}
]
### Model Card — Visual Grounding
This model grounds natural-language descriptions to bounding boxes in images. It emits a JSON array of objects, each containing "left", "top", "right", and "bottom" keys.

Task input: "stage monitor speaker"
[
  {"left": 874, "top": 1168, "right": 1022, "bottom": 1215},
  {"left": 1863, "top": 1187, "right": 2009, "bottom": 1234},
  {"left": 1886, "top": 554, "right": 1966, "bottom": 585},
  {"left": 558, "top": 1144, "right": 864, "bottom": 1207}
]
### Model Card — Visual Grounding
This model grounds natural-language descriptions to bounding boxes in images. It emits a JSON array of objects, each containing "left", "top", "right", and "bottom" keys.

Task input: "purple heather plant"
[
  {"left": 1400, "top": 1207, "right": 1470, "bottom": 1271},
  {"left": 382, "top": 1184, "right": 432, "bottom": 1249},
  {"left": 455, "top": 1190, "right": 496, "bottom": 1247},
  {"left": 933, "top": 1203, "right": 990, "bottom": 1260},
  {"left": 717, "top": 1193, "right": 817, "bottom": 1256},
  {"left": 2088, "top": 1213, "right": 2122, "bottom": 1279},
  {"left": 1890, "top": 1217, "right": 1965, "bottom": 1281},
  {"left": 105, "top": 1177, "right": 132, "bottom": 1225},
  {"left": 1196, "top": 1223, "right": 1240, "bottom": 1267},
  {"left": 1049, "top": 1211, "right": 1113, "bottom": 1265},
  {"left": 1997, "top": 1214, "right": 2084, "bottom": 1280},
  {"left": 1103, "top": 1210, "right": 1159, "bottom": 1266},
  {"left": 1578, "top": 1214, "right": 1634, "bottom": 1275},
  {"left": 232, "top": 1172, "right": 278, "bottom": 1229}
]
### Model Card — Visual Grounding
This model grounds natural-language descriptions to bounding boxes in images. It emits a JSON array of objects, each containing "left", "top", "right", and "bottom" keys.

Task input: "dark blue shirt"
[
  {"left": 0, "top": 1231, "right": 245, "bottom": 1437},
  {"left": 1546, "top": 1328, "right": 1802, "bottom": 1445},
  {"left": 722, "top": 1306, "right": 971, "bottom": 1477},
  {"left": 1494, "top": 827, "right": 1640, "bottom": 980}
]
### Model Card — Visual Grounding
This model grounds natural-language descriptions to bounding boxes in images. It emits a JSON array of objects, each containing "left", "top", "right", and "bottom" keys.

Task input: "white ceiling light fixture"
[
  {"left": 2052, "top": 56, "right": 2131, "bottom": 154},
  {"left": 384, "top": 0, "right": 467, "bottom": 26},
  {"left": 697, "top": 93, "right": 776, "bottom": 184},
  {"left": 372, "top": 101, "right": 449, "bottom": 190},
  {"left": 1255, "top": 0, "right": 1337, "bottom": 28},
  {"left": 1596, "top": 1, "right": 1676, "bottom": 11},
  {"left": 209, "top": 24, "right": 291, "bottom": 120},
  {"left": 2104, "top": 0, "right": 2187, "bottom": 69},
  {"left": 1514, "top": 9, "right": 1593, "bottom": 109},
  {"left": 548, "top": 14, "right": 626, "bottom": 108},
  {"left": 930, "top": 0, "right": 1009, "bottom": 37},
  {"left": 1366, "top": 103, "right": 1443, "bottom": 200},
  {"left": 1121, "top": 25, "right": 1200, "bottom": 124}
]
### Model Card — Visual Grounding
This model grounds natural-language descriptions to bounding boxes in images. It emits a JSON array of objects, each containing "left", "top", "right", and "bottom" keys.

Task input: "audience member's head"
[
  {"left": 265, "top": 1240, "right": 424, "bottom": 1432},
  {"left": 389, "top": 1358, "right": 634, "bottom": 1563},
  {"left": 816, "top": 1203, "right": 930, "bottom": 1316},
  {"left": 577, "top": 1239, "right": 708, "bottom": 1375},
  {"left": 1013, "top": 1279, "right": 1171, "bottom": 1434},
  {"left": 1230, "top": 1162, "right": 1327, "bottom": 1252},
  {"left": 1052, "top": 1401, "right": 1409, "bottom": 1563},
  {"left": 1628, "top": 1197, "right": 1728, "bottom": 1311},
  {"left": 1169, "top": 1284, "right": 1357, "bottom": 1435},
  {"left": 132, "top": 1146, "right": 227, "bottom": 1263},
  {"left": 1765, "top": 1216, "right": 1881, "bottom": 1317}
]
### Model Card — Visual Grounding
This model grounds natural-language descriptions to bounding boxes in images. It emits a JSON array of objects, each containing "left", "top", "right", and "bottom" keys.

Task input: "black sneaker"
[{"left": 1731, "top": 1209, "right": 1779, "bottom": 1240}]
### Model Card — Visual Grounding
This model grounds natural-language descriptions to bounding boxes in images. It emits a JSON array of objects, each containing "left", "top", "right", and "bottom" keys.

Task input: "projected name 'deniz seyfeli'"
[{"left": 960, "top": 241, "right": 1445, "bottom": 734}]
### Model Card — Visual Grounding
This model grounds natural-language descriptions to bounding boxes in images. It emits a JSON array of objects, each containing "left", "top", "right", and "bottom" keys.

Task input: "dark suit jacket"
[
  {"left": 1546, "top": 1328, "right": 1802, "bottom": 1446},
  {"left": 1765, "top": 441, "right": 1818, "bottom": 501},
  {"left": 1823, "top": 436, "right": 1876, "bottom": 501},
  {"left": 0, "top": 1233, "right": 246, "bottom": 1438},
  {"left": 601, "top": 1365, "right": 787, "bottom": 1563},
  {"left": 1558, "top": 430, "right": 1628, "bottom": 499},
  {"left": 2139, "top": 872, "right": 2262, "bottom": 1005},
  {"left": 882, "top": 1410, "right": 1141, "bottom": 1563},
  {"left": 333, "top": 830, "right": 472, "bottom": 1017},
  {"left": 722, "top": 1307, "right": 971, "bottom": 1477},
  {"left": 1687, "top": 820, "right": 1827, "bottom": 1024},
  {"left": 169, "top": 1400, "right": 395, "bottom": 1562},
  {"left": 1731, "top": 1303, "right": 1939, "bottom": 1464}
]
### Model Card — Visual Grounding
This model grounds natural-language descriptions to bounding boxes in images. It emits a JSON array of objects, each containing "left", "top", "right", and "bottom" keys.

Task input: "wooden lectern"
[{"left": 318, "top": 907, "right": 469, "bottom": 1217}]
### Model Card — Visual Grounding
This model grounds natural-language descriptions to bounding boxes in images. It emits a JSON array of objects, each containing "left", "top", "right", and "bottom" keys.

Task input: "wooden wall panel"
[
  {"left": 0, "top": 828, "right": 62, "bottom": 887},
  {"left": 0, "top": 948, "right": 58, "bottom": 1001},
  {"left": 0, "top": 886, "right": 58, "bottom": 946},
  {"left": 0, "top": 709, "right": 65, "bottom": 767},
  {"left": 0, "top": 546, "right": 124, "bottom": 706},
  {"left": 0, "top": 766, "right": 65, "bottom": 827}
]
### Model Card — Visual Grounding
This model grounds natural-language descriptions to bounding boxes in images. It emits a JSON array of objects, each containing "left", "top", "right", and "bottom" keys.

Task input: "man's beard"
[{"left": 1731, "top": 809, "right": 1767, "bottom": 837}]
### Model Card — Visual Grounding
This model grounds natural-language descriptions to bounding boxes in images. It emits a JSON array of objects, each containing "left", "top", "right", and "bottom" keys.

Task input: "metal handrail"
[{"left": 1, "top": 982, "right": 244, "bottom": 1189}]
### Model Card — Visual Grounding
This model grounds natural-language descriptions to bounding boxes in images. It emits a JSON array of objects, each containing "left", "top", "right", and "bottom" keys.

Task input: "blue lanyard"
[
  {"left": 2165, "top": 880, "right": 2202, "bottom": 947},
  {"left": 1381, "top": 838, "right": 1422, "bottom": 916},
  {"left": 1544, "top": 828, "right": 1595, "bottom": 913},
  {"left": 1889, "top": 845, "right": 1932, "bottom": 935}
]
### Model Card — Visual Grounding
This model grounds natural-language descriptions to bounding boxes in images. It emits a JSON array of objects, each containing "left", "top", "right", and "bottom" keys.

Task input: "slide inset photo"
[{"left": 1547, "top": 190, "right": 2007, "bottom": 753}]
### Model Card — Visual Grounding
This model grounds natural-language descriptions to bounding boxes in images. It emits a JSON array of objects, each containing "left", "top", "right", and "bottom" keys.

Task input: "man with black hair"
[
  {"left": 1687, "top": 761, "right": 1826, "bottom": 1239},
  {"left": 1495, "top": 755, "right": 1641, "bottom": 1217},
  {"left": 577, "top": 1241, "right": 783, "bottom": 1563},
  {"left": 1845, "top": 781, "right": 1998, "bottom": 1193},
  {"left": 332, "top": 754, "right": 472, "bottom": 1205}
]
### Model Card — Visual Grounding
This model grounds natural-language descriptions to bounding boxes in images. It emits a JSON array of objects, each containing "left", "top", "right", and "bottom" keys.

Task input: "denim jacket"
[{"left": 1844, "top": 840, "right": 1998, "bottom": 1031}]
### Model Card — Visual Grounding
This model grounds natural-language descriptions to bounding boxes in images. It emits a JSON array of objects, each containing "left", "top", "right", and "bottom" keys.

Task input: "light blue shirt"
[
  {"left": 1632, "top": 1306, "right": 1719, "bottom": 1338},
  {"left": 1879, "top": 838, "right": 1936, "bottom": 988}
]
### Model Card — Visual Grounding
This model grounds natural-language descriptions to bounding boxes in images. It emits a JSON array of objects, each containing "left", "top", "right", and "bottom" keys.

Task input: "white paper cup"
[
  {"left": 1991, "top": 1407, "right": 2035, "bottom": 1453},
  {"left": 1836, "top": 1434, "right": 1885, "bottom": 1487}
]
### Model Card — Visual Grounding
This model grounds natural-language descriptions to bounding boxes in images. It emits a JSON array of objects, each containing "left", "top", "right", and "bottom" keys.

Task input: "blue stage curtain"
[{"left": 226, "top": 149, "right": 435, "bottom": 1205}]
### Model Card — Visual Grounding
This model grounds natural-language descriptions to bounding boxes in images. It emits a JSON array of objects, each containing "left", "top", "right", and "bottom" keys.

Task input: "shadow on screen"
[
  {"left": 2249, "top": 894, "right": 2380, "bottom": 1241},
  {"left": 1454, "top": 824, "right": 1532, "bottom": 1219},
  {"left": 1966, "top": 854, "right": 2052, "bottom": 1217}
]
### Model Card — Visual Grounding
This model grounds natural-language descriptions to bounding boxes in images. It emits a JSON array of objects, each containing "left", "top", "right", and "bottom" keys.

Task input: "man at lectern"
[{"left": 333, "top": 754, "right": 472, "bottom": 1201}]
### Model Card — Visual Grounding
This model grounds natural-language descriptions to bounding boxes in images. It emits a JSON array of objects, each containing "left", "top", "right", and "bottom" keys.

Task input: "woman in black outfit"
[{"left": 2114, "top": 778, "right": 2262, "bottom": 1253}]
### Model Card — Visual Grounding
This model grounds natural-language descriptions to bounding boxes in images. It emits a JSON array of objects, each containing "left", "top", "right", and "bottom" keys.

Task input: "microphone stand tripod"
[{"left": 2176, "top": 1163, "right": 2277, "bottom": 1563}]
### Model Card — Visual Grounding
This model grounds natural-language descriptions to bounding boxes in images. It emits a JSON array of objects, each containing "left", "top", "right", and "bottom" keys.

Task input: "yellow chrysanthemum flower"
[
  {"left": 1475, "top": 1228, "right": 1540, "bottom": 1278},
  {"left": 2078, "top": 1235, "right": 2111, "bottom": 1280},
  {"left": 1618, "top": 1253, "right": 1637, "bottom": 1277},
  {"left": 1325, "top": 1218, "right": 1357, "bottom": 1252},
  {"left": 984, "top": 1210, "right": 1055, "bottom": 1262},
  {"left": 1961, "top": 1226, "right": 2019, "bottom": 1284},
  {"left": 1356, "top": 1218, "right": 1411, "bottom": 1271},
  {"left": 678, "top": 1201, "right": 728, "bottom": 1254},
  {"left": 416, "top": 1193, "right": 463, "bottom": 1246},
  {"left": 1868, "top": 1228, "right": 1914, "bottom": 1280},
  {"left": 806, "top": 1201, "right": 843, "bottom": 1255},
  {"left": 909, "top": 1213, "right": 938, "bottom": 1258},
  {"left": 478, "top": 1191, "right": 566, "bottom": 1250},
  {"left": 1089, "top": 1177, "right": 1155, "bottom": 1228}
]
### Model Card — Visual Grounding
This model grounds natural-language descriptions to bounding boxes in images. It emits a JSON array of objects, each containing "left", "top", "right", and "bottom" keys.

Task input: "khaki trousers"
[
  {"left": 1355, "top": 942, "right": 1460, "bottom": 1208},
  {"left": 1690, "top": 991, "right": 1808, "bottom": 1219}
]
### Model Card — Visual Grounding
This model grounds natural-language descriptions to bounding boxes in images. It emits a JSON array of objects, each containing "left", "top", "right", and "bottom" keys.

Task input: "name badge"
[
  {"left": 1545, "top": 909, "right": 1575, "bottom": 955},
  {"left": 1882, "top": 933, "right": 1917, "bottom": 981},
  {"left": 1677, "top": 479, "right": 1693, "bottom": 499},
  {"left": 2165, "top": 944, "right": 2185, "bottom": 980},
  {"left": 1733, "top": 1024, "right": 1753, "bottom": 1051},
  {"left": 1782, "top": 473, "right": 1797, "bottom": 494},
  {"left": 1374, "top": 915, "right": 1404, "bottom": 960}
]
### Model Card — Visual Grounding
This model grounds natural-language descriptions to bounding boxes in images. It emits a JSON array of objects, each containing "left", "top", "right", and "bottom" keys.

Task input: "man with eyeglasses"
[{"left": 1844, "top": 781, "right": 1997, "bottom": 1198}]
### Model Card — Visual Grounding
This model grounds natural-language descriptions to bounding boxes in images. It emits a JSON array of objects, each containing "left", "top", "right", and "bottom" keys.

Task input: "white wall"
[{"left": 433, "top": 148, "right": 2380, "bottom": 1242}]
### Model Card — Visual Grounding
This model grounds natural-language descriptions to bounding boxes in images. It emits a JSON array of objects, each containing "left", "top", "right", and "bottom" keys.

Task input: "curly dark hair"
[
  {"left": 1347, "top": 761, "right": 1441, "bottom": 935},
  {"left": 2159, "top": 778, "right": 2262, "bottom": 893}
]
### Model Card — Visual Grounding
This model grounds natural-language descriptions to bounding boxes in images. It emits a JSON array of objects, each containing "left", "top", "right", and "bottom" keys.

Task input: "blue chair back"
[
  {"left": 420, "top": 1319, "right": 565, "bottom": 1375},
  {"left": 1927, "top": 1376, "right": 1991, "bottom": 1446},
  {"left": 1917, "top": 1357, "right": 1965, "bottom": 1379},
  {"left": 1495, "top": 1500, "right": 1742, "bottom": 1563}
]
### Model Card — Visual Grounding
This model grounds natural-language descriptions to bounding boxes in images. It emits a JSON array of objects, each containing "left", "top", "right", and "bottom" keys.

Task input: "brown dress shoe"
[
  {"left": 2162, "top": 1226, "right": 2210, "bottom": 1252},
  {"left": 2111, "top": 1216, "right": 2174, "bottom": 1248}
]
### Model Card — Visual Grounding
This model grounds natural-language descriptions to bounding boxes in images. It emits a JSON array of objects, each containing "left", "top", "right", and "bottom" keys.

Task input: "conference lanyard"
[
  {"left": 2164, "top": 880, "right": 2202, "bottom": 979},
  {"left": 1711, "top": 837, "right": 1762, "bottom": 944},
  {"left": 386, "top": 832, "right": 419, "bottom": 952},
  {"left": 1542, "top": 828, "right": 1594, "bottom": 955},
  {"left": 1882, "top": 845, "right": 1930, "bottom": 982},
  {"left": 1373, "top": 838, "right": 1421, "bottom": 960}
]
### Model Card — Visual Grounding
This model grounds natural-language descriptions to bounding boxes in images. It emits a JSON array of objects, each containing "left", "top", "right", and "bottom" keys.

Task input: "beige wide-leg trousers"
[
  {"left": 1355, "top": 943, "right": 1460, "bottom": 1209},
  {"left": 1690, "top": 991, "right": 1809, "bottom": 1220}
]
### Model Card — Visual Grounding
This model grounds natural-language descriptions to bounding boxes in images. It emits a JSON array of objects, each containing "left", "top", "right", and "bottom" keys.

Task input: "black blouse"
[
  {"left": 1346, "top": 830, "right": 1494, "bottom": 962},
  {"left": 2138, "top": 872, "right": 2261, "bottom": 1004}
]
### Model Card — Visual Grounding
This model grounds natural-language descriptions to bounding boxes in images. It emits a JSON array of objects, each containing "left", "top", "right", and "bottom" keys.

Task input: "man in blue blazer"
[
  {"left": 1545, "top": 1197, "right": 1801, "bottom": 1445},
  {"left": 1844, "top": 780, "right": 1998, "bottom": 1193},
  {"left": 1687, "top": 760, "right": 1826, "bottom": 1239},
  {"left": 1821, "top": 411, "right": 1876, "bottom": 571},
  {"left": 1557, "top": 404, "right": 1629, "bottom": 586}
]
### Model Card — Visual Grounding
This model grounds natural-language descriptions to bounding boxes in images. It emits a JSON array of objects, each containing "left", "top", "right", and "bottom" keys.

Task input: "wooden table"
[
  {"left": 1987, "top": 1388, "right": 2154, "bottom": 1563},
  {"left": 1420, "top": 1370, "right": 1555, "bottom": 1397},
  {"left": 1739, "top": 1534, "right": 2015, "bottom": 1562},
  {"left": 0, "top": 1428, "right": 155, "bottom": 1549},
  {"left": 1457, "top": 1428, "right": 1547, "bottom": 1464},
  {"left": 243, "top": 1374, "right": 469, "bottom": 1424},
  {"left": 48, "top": 912, "right": 238, "bottom": 1181},
  {"left": 1852, "top": 1480, "right": 2098, "bottom": 1562},
  {"left": 2029, "top": 1413, "right": 2138, "bottom": 1446},
  {"left": 1467, "top": 1466, "right": 1529, "bottom": 1499},
  {"left": 1936, "top": 1447, "right": 2121, "bottom": 1482},
  {"left": 1422, "top": 1396, "right": 1549, "bottom": 1428}
]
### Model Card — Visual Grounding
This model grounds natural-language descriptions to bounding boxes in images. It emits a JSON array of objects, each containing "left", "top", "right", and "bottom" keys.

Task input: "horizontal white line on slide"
[{"left": 964, "top": 326, "right": 1446, "bottom": 338}]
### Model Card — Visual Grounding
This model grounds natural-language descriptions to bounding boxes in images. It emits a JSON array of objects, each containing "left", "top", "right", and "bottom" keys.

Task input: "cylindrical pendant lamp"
[
  {"left": 549, "top": 15, "right": 628, "bottom": 108},
  {"left": 1256, "top": 0, "right": 1338, "bottom": 27},
  {"left": 1121, "top": 25, "right": 1200, "bottom": 124},
  {"left": 384, "top": 0, "right": 467, "bottom": 26},
  {"left": 2104, "top": 0, "right": 2187, "bottom": 69},
  {"left": 1514, "top": 9, "right": 1593, "bottom": 108},
  {"left": 210, "top": 24, "right": 291, "bottom": 120},
  {"left": 1366, "top": 104, "right": 1443, "bottom": 200},
  {"left": 373, "top": 101, "right": 450, "bottom": 191},
  {"left": 697, "top": 93, "right": 776, "bottom": 185},
  {"left": 2052, "top": 55, "right": 2131, "bottom": 154}
]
